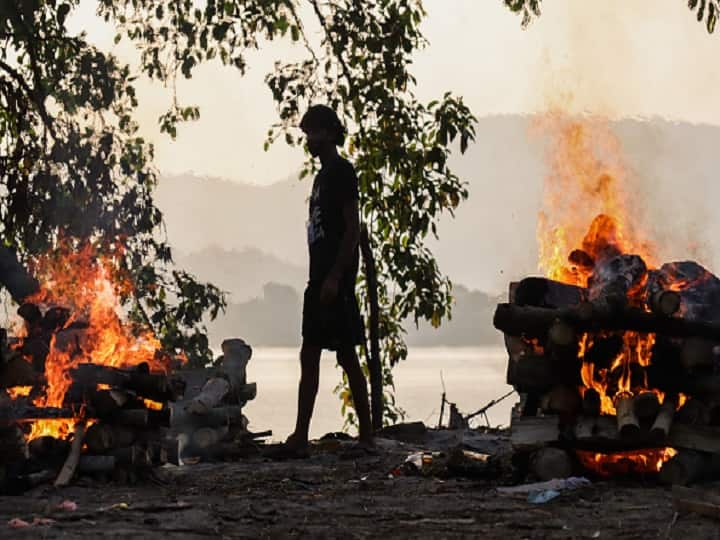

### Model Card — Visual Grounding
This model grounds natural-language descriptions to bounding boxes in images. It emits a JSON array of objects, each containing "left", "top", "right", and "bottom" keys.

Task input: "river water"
[{"left": 241, "top": 346, "right": 514, "bottom": 440}]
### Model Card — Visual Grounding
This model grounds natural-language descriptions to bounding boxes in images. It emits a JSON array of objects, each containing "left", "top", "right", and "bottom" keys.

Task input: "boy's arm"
[{"left": 320, "top": 198, "right": 360, "bottom": 304}]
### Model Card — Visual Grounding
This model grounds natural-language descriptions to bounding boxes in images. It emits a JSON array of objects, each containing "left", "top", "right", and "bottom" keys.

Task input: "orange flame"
[
  {"left": 576, "top": 447, "right": 677, "bottom": 477},
  {"left": 6, "top": 386, "right": 32, "bottom": 398},
  {"left": 143, "top": 398, "right": 164, "bottom": 411},
  {"left": 535, "top": 115, "right": 656, "bottom": 283},
  {"left": 535, "top": 116, "right": 693, "bottom": 473},
  {"left": 23, "top": 241, "right": 169, "bottom": 440}
]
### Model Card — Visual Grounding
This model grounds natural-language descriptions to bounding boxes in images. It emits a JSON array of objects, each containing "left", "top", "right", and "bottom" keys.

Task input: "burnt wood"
[{"left": 494, "top": 302, "right": 720, "bottom": 341}]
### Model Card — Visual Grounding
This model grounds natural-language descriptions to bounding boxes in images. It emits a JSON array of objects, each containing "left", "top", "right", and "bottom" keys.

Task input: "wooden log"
[
  {"left": 548, "top": 320, "right": 576, "bottom": 347},
  {"left": 668, "top": 424, "right": 720, "bottom": 454},
  {"left": 147, "top": 408, "right": 171, "bottom": 427},
  {"left": 519, "top": 415, "right": 720, "bottom": 454},
  {"left": 616, "top": 394, "right": 640, "bottom": 440},
  {"left": 542, "top": 385, "right": 581, "bottom": 421},
  {"left": 659, "top": 450, "right": 720, "bottom": 486},
  {"left": 0, "top": 356, "right": 40, "bottom": 388},
  {"left": 191, "top": 426, "right": 229, "bottom": 450},
  {"left": 683, "top": 376, "right": 720, "bottom": 399},
  {"left": 676, "top": 398, "right": 710, "bottom": 426},
  {"left": 588, "top": 253, "right": 647, "bottom": 307},
  {"left": 112, "top": 445, "right": 153, "bottom": 467},
  {"left": 235, "top": 382, "right": 257, "bottom": 403},
  {"left": 0, "top": 406, "right": 73, "bottom": 425},
  {"left": 514, "top": 277, "right": 586, "bottom": 308},
  {"left": 85, "top": 423, "right": 115, "bottom": 453},
  {"left": 28, "top": 435, "right": 69, "bottom": 460},
  {"left": 221, "top": 339, "right": 251, "bottom": 397},
  {"left": 72, "top": 364, "right": 179, "bottom": 401},
  {"left": 494, "top": 302, "right": 720, "bottom": 341},
  {"left": 113, "top": 409, "right": 149, "bottom": 427},
  {"left": 680, "top": 338, "right": 716, "bottom": 372},
  {"left": 530, "top": 447, "right": 574, "bottom": 481},
  {"left": 78, "top": 455, "right": 116, "bottom": 474},
  {"left": 54, "top": 422, "right": 85, "bottom": 487},
  {"left": 185, "top": 377, "right": 230, "bottom": 415},
  {"left": 90, "top": 389, "right": 131, "bottom": 417},
  {"left": 672, "top": 485, "right": 720, "bottom": 518},
  {"left": 507, "top": 355, "right": 554, "bottom": 393},
  {"left": 582, "top": 388, "right": 601, "bottom": 417},
  {"left": 172, "top": 404, "right": 245, "bottom": 428},
  {"left": 0, "top": 424, "right": 28, "bottom": 463},
  {"left": 633, "top": 391, "right": 661, "bottom": 421},
  {"left": 510, "top": 416, "right": 560, "bottom": 448},
  {"left": 650, "top": 398, "right": 676, "bottom": 442},
  {"left": 574, "top": 415, "right": 620, "bottom": 443},
  {"left": 648, "top": 289, "right": 681, "bottom": 317}
]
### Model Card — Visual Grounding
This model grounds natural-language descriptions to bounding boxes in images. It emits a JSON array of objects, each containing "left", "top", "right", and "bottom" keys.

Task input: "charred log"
[{"left": 494, "top": 302, "right": 720, "bottom": 341}]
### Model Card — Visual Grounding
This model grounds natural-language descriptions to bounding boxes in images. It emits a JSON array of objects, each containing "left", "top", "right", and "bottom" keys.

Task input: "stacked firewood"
[
  {"left": 1, "top": 319, "right": 268, "bottom": 491},
  {"left": 0, "top": 357, "right": 184, "bottom": 492},
  {"left": 494, "top": 259, "right": 720, "bottom": 485},
  {"left": 172, "top": 338, "right": 270, "bottom": 463}
]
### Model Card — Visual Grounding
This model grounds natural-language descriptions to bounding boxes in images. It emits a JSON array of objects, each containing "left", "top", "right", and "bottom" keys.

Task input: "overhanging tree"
[
  {"left": 102, "top": 0, "right": 476, "bottom": 427},
  {"left": 2, "top": 1, "right": 476, "bottom": 426},
  {"left": 504, "top": 0, "right": 719, "bottom": 33},
  {"left": 0, "top": 1, "right": 225, "bottom": 365}
]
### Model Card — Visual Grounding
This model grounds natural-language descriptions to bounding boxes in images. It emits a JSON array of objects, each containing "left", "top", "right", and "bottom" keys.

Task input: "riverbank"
[{"left": 0, "top": 428, "right": 715, "bottom": 538}]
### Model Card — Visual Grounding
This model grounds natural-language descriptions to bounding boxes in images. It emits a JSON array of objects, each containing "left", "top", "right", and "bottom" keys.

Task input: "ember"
[{"left": 576, "top": 448, "right": 678, "bottom": 477}]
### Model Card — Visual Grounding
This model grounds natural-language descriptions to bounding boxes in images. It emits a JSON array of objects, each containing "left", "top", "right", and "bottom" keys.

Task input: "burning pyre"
[
  {"left": 5, "top": 241, "right": 174, "bottom": 441},
  {"left": 496, "top": 117, "right": 720, "bottom": 481},
  {"left": 0, "top": 241, "right": 263, "bottom": 492}
]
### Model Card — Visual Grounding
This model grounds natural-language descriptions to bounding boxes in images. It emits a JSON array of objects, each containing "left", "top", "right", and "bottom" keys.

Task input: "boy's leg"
[
  {"left": 336, "top": 346, "right": 373, "bottom": 445},
  {"left": 287, "top": 343, "right": 322, "bottom": 449}
]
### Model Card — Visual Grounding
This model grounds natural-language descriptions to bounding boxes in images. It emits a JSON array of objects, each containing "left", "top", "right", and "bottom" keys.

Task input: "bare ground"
[{"left": 1, "top": 433, "right": 718, "bottom": 539}]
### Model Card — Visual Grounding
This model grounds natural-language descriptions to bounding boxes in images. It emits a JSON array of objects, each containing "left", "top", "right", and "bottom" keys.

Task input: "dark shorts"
[{"left": 302, "top": 283, "right": 365, "bottom": 351}]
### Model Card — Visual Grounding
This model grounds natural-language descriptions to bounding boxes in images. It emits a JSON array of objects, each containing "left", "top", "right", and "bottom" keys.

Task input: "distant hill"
[
  {"left": 156, "top": 116, "right": 720, "bottom": 296},
  {"left": 203, "top": 271, "right": 504, "bottom": 348},
  {"left": 175, "top": 246, "right": 306, "bottom": 302},
  {"left": 155, "top": 115, "right": 720, "bottom": 348},
  {"left": 208, "top": 282, "right": 302, "bottom": 347}
]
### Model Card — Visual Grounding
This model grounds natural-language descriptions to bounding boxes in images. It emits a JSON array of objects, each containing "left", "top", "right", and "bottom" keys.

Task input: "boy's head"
[{"left": 300, "top": 105, "right": 345, "bottom": 157}]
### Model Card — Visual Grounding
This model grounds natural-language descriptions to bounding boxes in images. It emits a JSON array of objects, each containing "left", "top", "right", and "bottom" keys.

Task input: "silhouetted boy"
[{"left": 280, "top": 104, "right": 373, "bottom": 456}]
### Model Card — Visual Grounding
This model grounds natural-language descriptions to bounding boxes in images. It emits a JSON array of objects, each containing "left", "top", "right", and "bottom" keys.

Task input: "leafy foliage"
[
  {"left": 503, "top": 0, "right": 542, "bottom": 28},
  {"left": 688, "top": 0, "right": 720, "bottom": 33},
  {"left": 505, "top": 0, "right": 720, "bottom": 34},
  {"left": 0, "top": 2, "right": 225, "bottom": 365},
  {"left": 96, "top": 0, "right": 476, "bottom": 423},
  {"left": 263, "top": 1, "right": 477, "bottom": 424},
  {"left": 2, "top": 0, "right": 474, "bottom": 419}
]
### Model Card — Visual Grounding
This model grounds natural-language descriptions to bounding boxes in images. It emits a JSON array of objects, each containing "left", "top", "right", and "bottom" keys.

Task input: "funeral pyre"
[
  {"left": 494, "top": 118, "right": 720, "bottom": 485},
  {"left": 0, "top": 243, "right": 264, "bottom": 494}
]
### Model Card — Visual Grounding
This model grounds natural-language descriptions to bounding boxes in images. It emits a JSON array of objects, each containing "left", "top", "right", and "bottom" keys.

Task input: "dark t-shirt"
[{"left": 307, "top": 157, "right": 359, "bottom": 287}]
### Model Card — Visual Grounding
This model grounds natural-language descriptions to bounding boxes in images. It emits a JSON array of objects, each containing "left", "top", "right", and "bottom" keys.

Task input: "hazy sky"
[{"left": 70, "top": 0, "right": 720, "bottom": 184}]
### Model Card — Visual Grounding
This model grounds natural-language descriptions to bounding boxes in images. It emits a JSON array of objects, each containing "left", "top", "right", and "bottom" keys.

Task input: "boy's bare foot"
[{"left": 263, "top": 433, "right": 310, "bottom": 460}]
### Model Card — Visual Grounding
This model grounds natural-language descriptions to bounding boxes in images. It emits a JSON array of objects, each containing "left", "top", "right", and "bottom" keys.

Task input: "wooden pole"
[
  {"left": 54, "top": 422, "right": 85, "bottom": 487},
  {"left": 616, "top": 394, "right": 640, "bottom": 440}
]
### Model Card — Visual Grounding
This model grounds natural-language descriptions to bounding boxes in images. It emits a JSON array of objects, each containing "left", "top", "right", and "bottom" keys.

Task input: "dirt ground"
[{"left": 1, "top": 430, "right": 718, "bottom": 539}]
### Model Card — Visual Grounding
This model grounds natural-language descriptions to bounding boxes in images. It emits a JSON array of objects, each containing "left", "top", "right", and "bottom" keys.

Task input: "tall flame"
[
  {"left": 535, "top": 114, "right": 656, "bottom": 284},
  {"left": 535, "top": 115, "right": 678, "bottom": 475},
  {"left": 24, "top": 241, "right": 169, "bottom": 440}
]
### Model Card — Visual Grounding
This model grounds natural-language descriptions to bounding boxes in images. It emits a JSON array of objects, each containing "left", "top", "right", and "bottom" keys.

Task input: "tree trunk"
[{"left": 360, "top": 224, "right": 382, "bottom": 431}]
